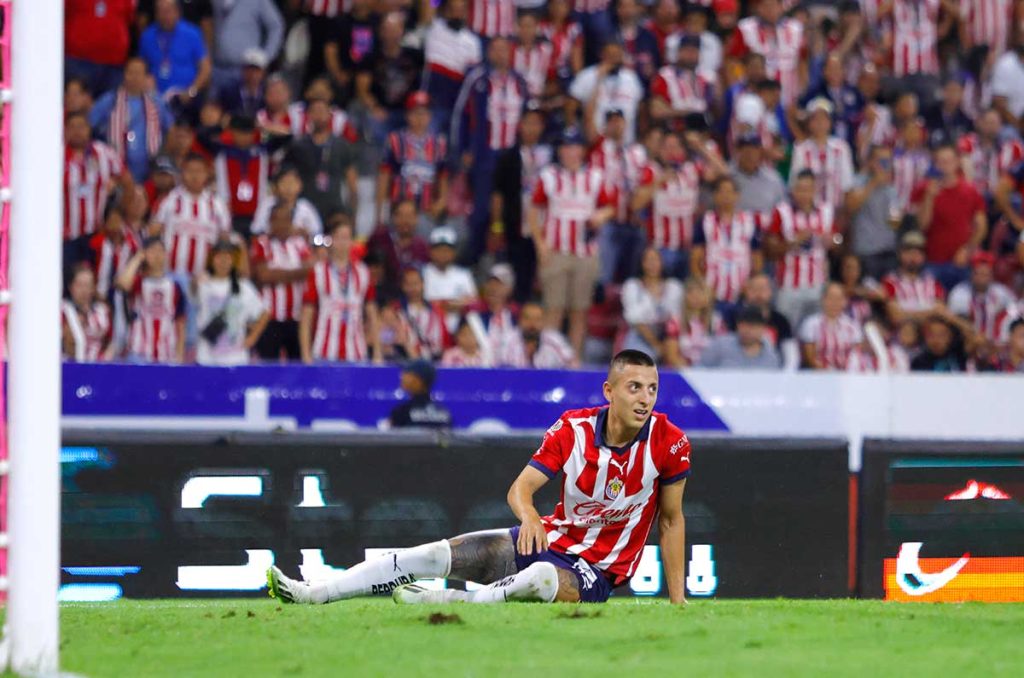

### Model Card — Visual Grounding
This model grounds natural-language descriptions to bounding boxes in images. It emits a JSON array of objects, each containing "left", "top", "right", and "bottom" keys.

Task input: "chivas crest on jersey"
[{"left": 605, "top": 476, "right": 624, "bottom": 501}]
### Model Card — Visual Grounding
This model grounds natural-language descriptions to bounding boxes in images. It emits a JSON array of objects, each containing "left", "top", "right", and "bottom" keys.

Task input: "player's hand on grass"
[{"left": 517, "top": 516, "right": 548, "bottom": 555}]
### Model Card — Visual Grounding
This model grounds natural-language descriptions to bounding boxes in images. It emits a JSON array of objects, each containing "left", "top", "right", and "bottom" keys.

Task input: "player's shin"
[
  {"left": 394, "top": 562, "right": 560, "bottom": 604},
  {"left": 307, "top": 540, "right": 453, "bottom": 604}
]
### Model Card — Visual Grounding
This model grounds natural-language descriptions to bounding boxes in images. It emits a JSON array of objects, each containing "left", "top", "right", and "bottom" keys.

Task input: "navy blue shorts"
[{"left": 508, "top": 527, "right": 612, "bottom": 603}]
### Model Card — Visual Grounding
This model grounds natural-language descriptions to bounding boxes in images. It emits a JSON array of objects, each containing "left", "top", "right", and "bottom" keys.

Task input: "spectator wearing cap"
[
  {"left": 612, "top": 0, "right": 660, "bottom": 87},
  {"left": 666, "top": 3, "right": 722, "bottom": 87},
  {"left": 90, "top": 57, "right": 174, "bottom": 183},
  {"left": 376, "top": 91, "right": 450, "bottom": 228},
  {"left": 468, "top": 263, "right": 521, "bottom": 360},
  {"left": 356, "top": 12, "right": 425, "bottom": 145},
  {"left": 882, "top": 231, "right": 946, "bottom": 324},
  {"left": 422, "top": 0, "right": 483, "bottom": 131},
  {"left": 568, "top": 41, "right": 644, "bottom": 145},
  {"left": 529, "top": 127, "right": 616, "bottom": 357},
  {"left": 947, "top": 250, "right": 1016, "bottom": 344},
  {"left": 633, "top": 130, "right": 715, "bottom": 279},
  {"left": 500, "top": 301, "right": 578, "bottom": 368},
  {"left": 845, "top": 144, "right": 901, "bottom": 280},
  {"left": 366, "top": 199, "right": 432, "bottom": 284},
  {"left": 138, "top": 0, "right": 211, "bottom": 108},
  {"left": 798, "top": 283, "right": 863, "bottom": 370},
  {"left": 423, "top": 227, "right": 478, "bottom": 334},
  {"left": 151, "top": 153, "right": 232, "bottom": 279},
  {"left": 116, "top": 236, "right": 188, "bottom": 363},
  {"left": 727, "top": 0, "right": 807, "bottom": 108},
  {"left": 250, "top": 167, "right": 324, "bottom": 239},
  {"left": 300, "top": 221, "right": 383, "bottom": 364},
  {"left": 250, "top": 201, "right": 314, "bottom": 362},
  {"left": 912, "top": 143, "right": 988, "bottom": 291},
  {"left": 790, "top": 97, "right": 855, "bottom": 212},
  {"left": 209, "top": 0, "right": 284, "bottom": 97},
  {"left": 731, "top": 132, "right": 786, "bottom": 222},
  {"left": 797, "top": 54, "right": 864, "bottom": 147},
  {"left": 650, "top": 33, "right": 715, "bottom": 131},
  {"left": 65, "top": 0, "right": 135, "bottom": 96},
  {"left": 589, "top": 108, "right": 648, "bottom": 285},
  {"left": 284, "top": 99, "right": 360, "bottom": 223},
  {"left": 388, "top": 360, "right": 452, "bottom": 429},
  {"left": 194, "top": 239, "right": 269, "bottom": 366},
  {"left": 698, "top": 304, "right": 782, "bottom": 369},
  {"left": 324, "top": 0, "right": 380, "bottom": 103},
  {"left": 144, "top": 155, "right": 180, "bottom": 217},
  {"left": 217, "top": 48, "right": 270, "bottom": 118},
  {"left": 63, "top": 111, "right": 135, "bottom": 276},
  {"left": 511, "top": 11, "right": 555, "bottom": 100},
  {"left": 62, "top": 264, "right": 114, "bottom": 363},
  {"left": 766, "top": 169, "right": 838, "bottom": 331},
  {"left": 453, "top": 37, "right": 529, "bottom": 263},
  {"left": 491, "top": 108, "right": 552, "bottom": 302},
  {"left": 198, "top": 113, "right": 291, "bottom": 241}
]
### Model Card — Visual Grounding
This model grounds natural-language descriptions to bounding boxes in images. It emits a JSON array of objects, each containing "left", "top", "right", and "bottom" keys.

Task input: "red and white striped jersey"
[
  {"left": 127, "top": 275, "right": 185, "bottom": 363},
  {"left": 64, "top": 142, "right": 123, "bottom": 240},
  {"left": 214, "top": 148, "right": 271, "bottom": 220},
  {"left": 893, "top": 147, "right": 931, "bottom": 210},
  {"left": 588, "top": 137, "right": 647, "bottom": 222},
  {"left": 846, "top": 344, "right": 911, "bottom": 373},
  {"left": 454, "top": 68, "right": 528, "bottom": 152},
  {"left": 639, "top": 161, "right": 702, "bottom": 250},
  {"left": 469, "top": 0, "right": 516, "bottom": 38},
  {"left": 529, "top": 407, "right": 691, "bottom": 584},
  {"left": 665, "top": 312, "right": 727, "bottom": 366},
  {"left": 399, "top": 301, "right": 450, "bottom": 360},
  {"left": 650, "top": 66, "right": 712, "bottom": 116},
  {"left": 948, "top": 280, "right": 1016, "bottom": 341},
  {"left": 250, "top": 234, "right": 311, "bottom": 322},
  {"left": 155, "top": 187, "right": 232, "bottom": 278},
  {"left": 789, "top": 137, "right": 855, "bottom": 210},
  {"left": 694, "top": 210, "right": 762, "bottom": 304},
  {"left": 441, "top": 346, "right": 489, "bottom": 367},
  {"left": 62, "top": 300, "right": 112, "bottom": 362},
  {"left": 532, "top": 166, "right": 615, "bottom": 256},
  {"left": 799, "top": 312, "right": 863, "bottom": 370},
  {"left": 958, "top": 133, "right": 1024, "bottom": 195},
  {"left": 89, "top": 230, "right": 141, "bottom": 299},
  {"left": 889, "top": 0, "right": 940, "bottom": 77},
  {"left": 305, "top": 0, "right": 350, "bottom": 17},
  {"left": 962, "top": 0, "right": 1015, "bottom": 58},
  {"left": 995, "top": 302, "right": 1022, "bottom": 343},
  {"left": 382, "top": 130, "right": 449, "bottom": 212},
  {"left": 882, "top": 271, "right": 945, "bottom": 312},
  {"left": 572, "top": 0, "right": 611, "bottom": 13},
  {"left": 770, "top": 202, "right": 835, "bottom": 290},
  {"left": 512, "top": 39, "right": 554, "bottom": 98},
  {"left": 500, "top": 328, "right": 578, "bottom": 368},
  {"left": 263, "top": 102, "right": 358, "bottom": 142},
  {"left": 732, "top": 17, "right": 805, "bottom": 106},
  {"left": 860, "top": 0, "right": 884, "bottom": 27},
  {"left": 302, "top": 259, "right": 375, "bottom": 362},
  {"left": 540, "top": 20, "right": 583, "bottom": 79}
]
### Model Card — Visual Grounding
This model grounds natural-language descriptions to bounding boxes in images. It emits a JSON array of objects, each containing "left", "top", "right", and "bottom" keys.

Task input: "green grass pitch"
[{"left": 58, "top": 598, "right": 1024, "bottom": 677}]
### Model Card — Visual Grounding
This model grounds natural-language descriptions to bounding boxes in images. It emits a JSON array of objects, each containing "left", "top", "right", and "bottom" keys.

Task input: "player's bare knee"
[{"left": 554, "top": 567, "right": 581, "bottom": 603}]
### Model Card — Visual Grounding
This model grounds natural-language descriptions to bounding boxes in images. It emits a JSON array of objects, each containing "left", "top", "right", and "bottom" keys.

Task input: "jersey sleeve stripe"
[
  {"left": 661, "top": 470, "right": 690, "bottom": 485},
  {"left": 528, "top": 459, "right": 558, "bottom": 478}
]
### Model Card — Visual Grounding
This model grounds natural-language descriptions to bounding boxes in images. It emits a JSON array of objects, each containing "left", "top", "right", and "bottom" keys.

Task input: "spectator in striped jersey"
[
  {"left": 251, "top": 202, "right": 315, "bottom": 362},
  {"left": 892, "top": 117, "right": 931, "bottom": 213},
  {"left": 947, "top": 251, "right": 1016, "bottom": 344},
  {"left": 441, "top": 316, "right": 491, "bottom": 367},
  {"left": 650, "top": 34, "right": 715, "bottom": 131},
  {"left": 116, "top": 236, "right": 188, "bottom": 364},
  {"left": 789, "top": 97, "right": 855, "bottom": 212},
  {"left": 500, "top": 301, "right": 577, "bottom": 368},
  {"left": 468, "top": 264, "right": 520, "bottom": 360},
  {"left": 798, "top": 282, "right": 863, "bottom": 370},
  {"left": 511, "top": 11, "right": 554, "bottom": 99},
  {"left": 88, "top": 196, "right": 141, "bottom": 303},
  {"left": 882, "top": 230, "right": 946, "bottom": 324},
  {"left": 393, "top": 266, "right": 451, "bottom": 361},
  {"left": 194, "top": 239, "right": 270, "bottom": 366},
  {"left": 540, "top": 0, "right": 584, "bottom": 83},
  {"left": 467, "top": 0, "right": 516, "bottom": 39},
  {"left": 62, "top": 265, "right": 114, "bottom": 363},
  {"left": 662, "top": 276, "right": 728, "bottom": 367},
  {"left": 986, "top": 318, "right": 1024, "bottom": 372},
  {"left": 613, "top": 0, "right": 660, "bottom": 87}
]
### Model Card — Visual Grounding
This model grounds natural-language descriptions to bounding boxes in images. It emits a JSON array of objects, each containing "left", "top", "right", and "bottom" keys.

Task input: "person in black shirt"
[
  {"left": 357, "top": 13, "right": 425, "bottom": 145},
  {"left": 389, "top": 359, "right": 452, "bottom": 429},
  {"left": 911, "top": 315, "right": 969, "bottom": 373},
  {"left": 325, "top": 0, "right": 380, "bottom": 104},
  {"left": 283, "top": 99, "right": 359, "bottom": 222}
]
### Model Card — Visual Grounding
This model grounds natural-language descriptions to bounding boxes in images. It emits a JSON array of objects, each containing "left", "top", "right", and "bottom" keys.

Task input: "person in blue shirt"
[
  {"left": 90, "top": 58, "right": 175, "bottom": 182},
  {"left": 138, "top": 0, "right": 211, "bottom": 113}
]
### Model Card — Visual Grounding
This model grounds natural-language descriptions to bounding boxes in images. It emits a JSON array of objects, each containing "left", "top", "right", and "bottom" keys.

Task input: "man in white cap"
[
  {"left": 423, "top": 226, "right": 478, "bottom": 333},
  {"left": 210, "top": 0, "right": 284, "bottom": 96},
  {"left": 218, "top": 48, "right": 269, "bottom": 117},
  {"left": 789, "top": 97, "right": 855, "bottom": 212}
]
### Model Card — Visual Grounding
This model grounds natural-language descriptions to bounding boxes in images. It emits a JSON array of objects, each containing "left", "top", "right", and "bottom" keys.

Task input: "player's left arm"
[{"left": 658, "top": 479, "right": 687, "bottom": 605}]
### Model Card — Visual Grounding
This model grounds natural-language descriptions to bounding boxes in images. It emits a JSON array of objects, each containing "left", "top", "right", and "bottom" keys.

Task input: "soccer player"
[{"left": 268, "top": 349, "right": 691, "bottom": 605}]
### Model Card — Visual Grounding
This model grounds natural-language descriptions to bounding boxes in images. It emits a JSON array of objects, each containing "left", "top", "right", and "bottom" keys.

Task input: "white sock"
[
  {"left": 436, "top": 562, "right": 560, "bottom": 604},
  {"left": 307, "top": 540, "right": 452, "bottom": 604}
]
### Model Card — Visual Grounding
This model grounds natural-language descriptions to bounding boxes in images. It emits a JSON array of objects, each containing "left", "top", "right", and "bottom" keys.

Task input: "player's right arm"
[{"left": 507, "top": 466, "right": 550, "bottom": 556}]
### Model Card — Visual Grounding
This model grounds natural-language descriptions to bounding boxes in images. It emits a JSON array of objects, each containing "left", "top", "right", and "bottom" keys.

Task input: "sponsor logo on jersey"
[
  {"left": 669, "top": 436, "right": 689, "bottom": 460},
  {"left": 572, "top": 500, "right": 643, "bottom": 525},
  {"left": 605, "top": 476, "right": 624, "bottom": 500}
]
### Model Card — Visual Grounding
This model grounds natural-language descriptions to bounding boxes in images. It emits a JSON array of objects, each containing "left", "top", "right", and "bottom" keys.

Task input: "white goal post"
[{"left": 1, "top": 0, "right": 64, "bottom": 673}]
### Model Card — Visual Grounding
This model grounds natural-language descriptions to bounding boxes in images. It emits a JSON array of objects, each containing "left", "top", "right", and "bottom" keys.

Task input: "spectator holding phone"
[{"left": 194, "top": 240, "right": 269, "bottom": 366}]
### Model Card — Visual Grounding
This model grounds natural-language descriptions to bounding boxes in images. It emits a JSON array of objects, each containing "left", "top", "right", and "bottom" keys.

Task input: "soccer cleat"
[
  {"left": 392, "top": 583, "right": 460, "bottom": 605},
  {"left": 267, "top": 566, "right": 312, "bottom": 604}
]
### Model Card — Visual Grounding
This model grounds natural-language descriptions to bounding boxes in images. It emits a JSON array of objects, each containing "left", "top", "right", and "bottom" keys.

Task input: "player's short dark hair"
[{"left": 609, "top": 349, "right": 656, "bottom": 378}]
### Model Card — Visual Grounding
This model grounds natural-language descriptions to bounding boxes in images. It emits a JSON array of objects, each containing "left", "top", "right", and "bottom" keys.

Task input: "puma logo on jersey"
[{"left": 608, "top": 458, "right": 627, "bottom": 474}]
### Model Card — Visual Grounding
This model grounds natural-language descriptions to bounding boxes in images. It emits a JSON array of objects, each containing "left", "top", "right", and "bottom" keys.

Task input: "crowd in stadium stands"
[{"left": 60, "top": 0, "right": 1024, "bottom": 373}]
